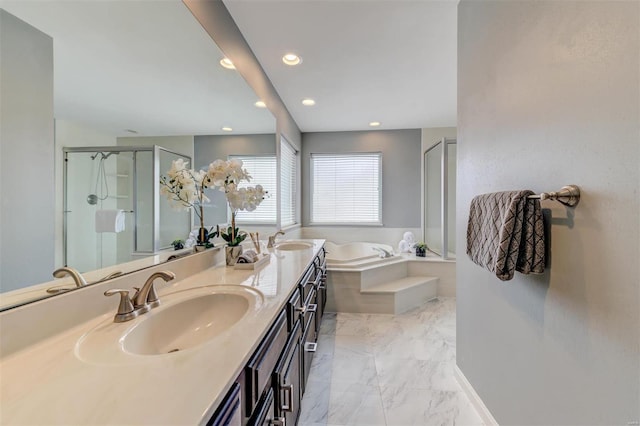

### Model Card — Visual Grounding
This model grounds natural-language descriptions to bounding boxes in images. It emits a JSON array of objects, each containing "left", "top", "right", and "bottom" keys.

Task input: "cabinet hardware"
[
  {"left": 270, "top": 417, "right": 286, "bottom": 426},
  {"left": 281, "top": 384, "right": 294, "bottom": 412},
  {"left": 308, "top": 304, "right": 317, "bottom": 313},
  {"left": 304, "top": 342, "right": 317, "bottom": 353}
]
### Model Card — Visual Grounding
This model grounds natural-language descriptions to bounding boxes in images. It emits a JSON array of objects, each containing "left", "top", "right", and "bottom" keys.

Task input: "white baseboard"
[{"left": 454, "top": 364, "right": 499, "bottom": 426}]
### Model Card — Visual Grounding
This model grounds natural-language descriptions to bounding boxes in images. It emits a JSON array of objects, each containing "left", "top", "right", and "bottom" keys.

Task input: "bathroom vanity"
[{"left": 0, "top": 240, "right": 326, "bottom": 425}]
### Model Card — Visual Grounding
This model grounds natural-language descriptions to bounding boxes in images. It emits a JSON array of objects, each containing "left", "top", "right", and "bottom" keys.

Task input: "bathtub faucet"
[{"left": 373, "top": 247, "right": 394, "bottom": 258}]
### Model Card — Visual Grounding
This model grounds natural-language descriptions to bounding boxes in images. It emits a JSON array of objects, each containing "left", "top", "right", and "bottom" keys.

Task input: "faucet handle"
[{"left": 104, "top": 289, "right": 138, "bottom": 323}]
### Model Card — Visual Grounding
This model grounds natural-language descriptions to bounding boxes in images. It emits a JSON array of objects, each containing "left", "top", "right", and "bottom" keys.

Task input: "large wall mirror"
[{"left": 0, "top": 1, "right": 276, "bottom": 310}]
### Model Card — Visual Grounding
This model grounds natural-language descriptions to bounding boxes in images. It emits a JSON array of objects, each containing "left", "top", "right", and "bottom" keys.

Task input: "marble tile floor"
[{"left": 299, "top": 297, "right": 484, "bottom": 426}]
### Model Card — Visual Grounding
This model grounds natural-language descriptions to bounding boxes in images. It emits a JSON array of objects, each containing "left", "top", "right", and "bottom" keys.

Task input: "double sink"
[{"left": 75, "top": 240, "right": 314, "bottom": 364}]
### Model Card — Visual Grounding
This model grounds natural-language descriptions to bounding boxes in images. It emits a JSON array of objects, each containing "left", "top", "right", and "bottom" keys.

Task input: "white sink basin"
[
  {"left": 76, "top": 285, "right": 263, "bottom": 363},
  {"left": 275, "top": 241, "right": 314, "bottom": 251},
  {"left": 123, "top": 293, "right": 249, "bottom": 355}
]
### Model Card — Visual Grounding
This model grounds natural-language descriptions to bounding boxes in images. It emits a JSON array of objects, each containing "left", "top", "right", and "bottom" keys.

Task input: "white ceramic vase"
[{"left": 225, "top": 245, "right": 243, "bottom": 266}]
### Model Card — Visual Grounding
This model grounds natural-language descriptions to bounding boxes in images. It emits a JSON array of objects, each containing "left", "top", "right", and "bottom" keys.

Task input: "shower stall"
[
  {"left": 424, "top": 137, "right": 457, "bottom": 259},
  {"left": 63, "top": 145, "right": 191, "bottom": 273}
]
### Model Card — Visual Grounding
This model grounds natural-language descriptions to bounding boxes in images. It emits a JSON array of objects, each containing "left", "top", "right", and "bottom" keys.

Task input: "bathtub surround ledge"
[{"left": 326, "top": 252, "right": 443, "bottom": 314}]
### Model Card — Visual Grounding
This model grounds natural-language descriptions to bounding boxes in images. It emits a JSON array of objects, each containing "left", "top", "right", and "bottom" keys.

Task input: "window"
[
  {"left": 310, "top": 153, "right": 382, "bottom": 224},
  {"left": 230, "top": 155, "right": 276, "bottom": 224},
  {"left": 280, "top": 138, "right": 298, "bottom": 227}
]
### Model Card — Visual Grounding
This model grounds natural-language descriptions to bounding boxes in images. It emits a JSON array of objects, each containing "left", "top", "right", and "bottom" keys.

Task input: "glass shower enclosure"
[
  {"left": 424, "top": 138, "right": 457, "bottom": 259},
  {"left": 63, "top": 145, "right": 191, "bottom": 273}
]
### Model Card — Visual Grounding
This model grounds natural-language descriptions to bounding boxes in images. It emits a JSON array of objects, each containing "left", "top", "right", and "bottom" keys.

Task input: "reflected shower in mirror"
[{"left": 0, "top": 1, "right": 276, "bottom": 310}]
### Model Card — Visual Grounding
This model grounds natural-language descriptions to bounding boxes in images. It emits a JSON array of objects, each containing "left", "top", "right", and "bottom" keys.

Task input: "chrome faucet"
[
  {"left": 53, "top": 266, "right": 88, "bottom": 287},
  {"left": 133, "top": 271, "right": 175, "bottom": 313},
  {"left": 104, "top": 270, "right": 175, "bottom": 323},
  {"left": 267, "top": 230, "right": 285, "bottom": 248},
  {"left": 95, "top": 271, "right": 123, "bottom": 283}
]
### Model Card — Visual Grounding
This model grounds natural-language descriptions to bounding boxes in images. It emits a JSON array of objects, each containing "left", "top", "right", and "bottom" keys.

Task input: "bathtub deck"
[{"left": 326, "top": 259, "right": 439, "bottom": 314}]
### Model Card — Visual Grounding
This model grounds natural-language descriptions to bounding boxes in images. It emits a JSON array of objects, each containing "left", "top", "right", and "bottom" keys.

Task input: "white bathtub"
[{"left": 325, "top": 241, "right": 397, "bottom": 269}]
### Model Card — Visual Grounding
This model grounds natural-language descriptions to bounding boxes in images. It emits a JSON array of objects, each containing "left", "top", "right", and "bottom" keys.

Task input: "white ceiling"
[
  {"left": 0, "top": 0, "right": 275, "bottom": 137},
  {"left": 223, "top": 0, "right": 458, "bottom": 133}
]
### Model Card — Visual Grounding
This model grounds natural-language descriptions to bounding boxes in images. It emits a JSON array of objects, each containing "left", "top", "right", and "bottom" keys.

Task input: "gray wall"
[
  {"left": 183, "top": 0, "right": 301, "bottom": 151},
  {"left": 194, "top": 134, "right": 276, "bottom": 226},
  {"left": 457, "top": 1, "right": 639, "bottom": 425},
  {"left": 301, "top": 129, "right": 421, "bottom": 228},
  {"left": 0, "top": 10, "right": 55, "bottom": 292}
]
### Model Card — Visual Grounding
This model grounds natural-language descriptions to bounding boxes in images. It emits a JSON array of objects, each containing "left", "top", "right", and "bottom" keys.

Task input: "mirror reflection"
[{"left": 0, "top": 1, "right": 276, "bottom": 310}]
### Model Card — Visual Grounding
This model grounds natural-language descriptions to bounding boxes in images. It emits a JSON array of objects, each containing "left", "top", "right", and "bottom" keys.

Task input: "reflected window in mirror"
[
  {"left": 230, "top": 155, "right": 277, "bottom": 224},
  {"left": 280, "top": 138, "right": 298, "bottom": 227}
]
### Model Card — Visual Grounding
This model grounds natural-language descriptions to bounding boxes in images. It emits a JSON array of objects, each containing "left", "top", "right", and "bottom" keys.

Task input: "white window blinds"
[
  {"left": 311, "top": 153, "right": 382, "bottom": 224},
  {"left": 230, "top": 155, "right": 276, "bottom": 224},
  {"left": 280, "top": 139, "right": 298, "bottom": 227}
]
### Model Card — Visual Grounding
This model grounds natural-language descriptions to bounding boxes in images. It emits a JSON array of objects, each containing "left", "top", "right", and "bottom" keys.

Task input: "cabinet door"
[
  {"left": 301, "top": 310, "right": 317, "bottom": 393},
  {"left": 208, "top": 383, "right": 241, "bottom": 426},
  {"left": 275, "top": 322, "right": 302, "bottom": 426},
  {"left": 299, "top": 265, "right": 315, "bottom": 302},
  {"left": 247, "top": 387, "right": 282, "bottom": 426}
]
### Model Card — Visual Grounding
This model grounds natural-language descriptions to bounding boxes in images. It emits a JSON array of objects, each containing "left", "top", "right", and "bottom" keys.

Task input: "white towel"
[{"left": 95, "top": 209, "right": 126, "bottom": 233}]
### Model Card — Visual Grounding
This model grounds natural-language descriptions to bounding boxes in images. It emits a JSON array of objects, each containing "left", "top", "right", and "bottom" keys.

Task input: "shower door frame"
[
  {"left": 423, "top": 137, "right": 457, "bottom": 260},
  {"left": 63, "top": 145, "right": 192, "bottom": 267}
]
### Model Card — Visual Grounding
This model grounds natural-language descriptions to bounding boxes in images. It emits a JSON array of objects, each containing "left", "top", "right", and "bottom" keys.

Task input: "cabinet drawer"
[{"left": 245, "top": 310, "right": 288, "bottom": 414}]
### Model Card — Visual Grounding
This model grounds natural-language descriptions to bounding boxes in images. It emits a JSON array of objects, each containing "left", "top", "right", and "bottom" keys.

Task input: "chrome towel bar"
[{"left": 527, "top": 185, "right": 580, "bottom": 207}]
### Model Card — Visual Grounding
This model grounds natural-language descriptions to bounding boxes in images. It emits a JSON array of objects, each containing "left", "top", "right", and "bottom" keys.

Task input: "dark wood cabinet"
[{"left": 208, "top": 245, "right": 327, "bottom": 426}]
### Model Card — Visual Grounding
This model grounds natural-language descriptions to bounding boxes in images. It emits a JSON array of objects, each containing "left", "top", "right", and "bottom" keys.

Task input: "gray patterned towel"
[{"left": 466, "top": 190, "right": 545, "bottom": 281}]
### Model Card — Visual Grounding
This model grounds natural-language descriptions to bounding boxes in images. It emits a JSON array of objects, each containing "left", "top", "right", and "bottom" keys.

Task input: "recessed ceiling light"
[
  {"left": 282, "top": 53, "right": 302, "bottom": 66},
  {"left": 254, "top": 100, "right": 267, "bottom": 108},
  {"left": 221, "top": 126, "right": 233, "bottom": 132},
  {"left": 302, "top": 98, "right": 316, "bottom": 106},
  {"left": 219, "top": 58, "right": 235, "bottom": 69},
  {"left": 369, "top": 121, "right": 381, "bottom": 127}
]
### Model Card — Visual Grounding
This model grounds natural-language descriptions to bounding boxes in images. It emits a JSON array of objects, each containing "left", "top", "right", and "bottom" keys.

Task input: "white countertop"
[{"left": 0, "top": 240, "right": 324, "bottom": 425}]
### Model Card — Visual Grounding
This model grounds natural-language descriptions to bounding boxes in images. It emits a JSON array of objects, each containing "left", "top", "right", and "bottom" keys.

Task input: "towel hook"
[{"left": 528, "top": 185, "right": 580, "bottom": 207}]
